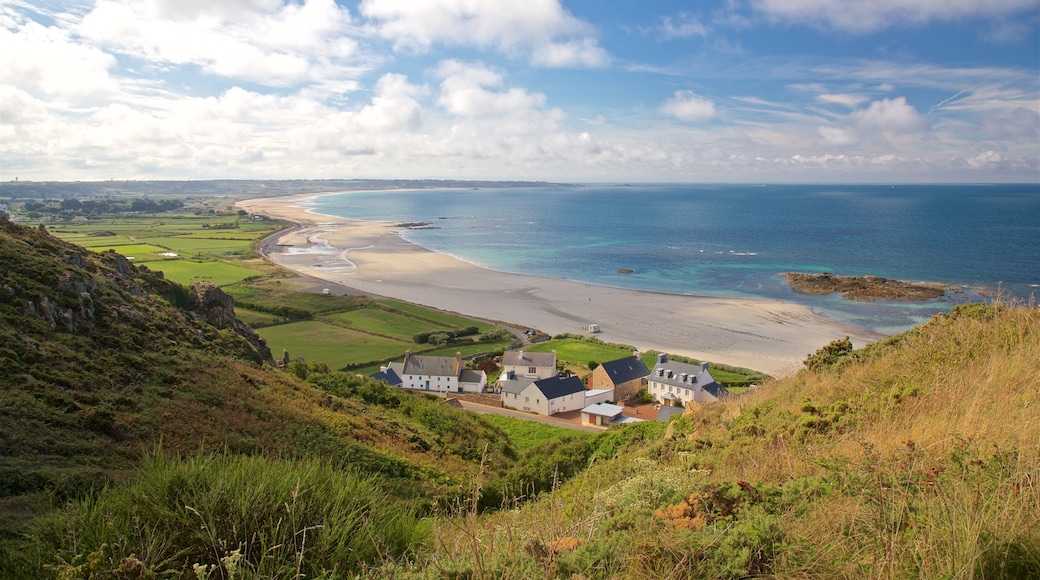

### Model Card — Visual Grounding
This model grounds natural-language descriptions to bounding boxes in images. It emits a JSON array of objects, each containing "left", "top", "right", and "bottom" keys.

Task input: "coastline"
[{"left": 237, "top": 193, "right": 887, "bottom": 377}]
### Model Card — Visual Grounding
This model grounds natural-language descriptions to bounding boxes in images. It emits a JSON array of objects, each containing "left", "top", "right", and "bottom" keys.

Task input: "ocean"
[{"left": 304, "top": 183, "right": 1040, "bottom": 334}]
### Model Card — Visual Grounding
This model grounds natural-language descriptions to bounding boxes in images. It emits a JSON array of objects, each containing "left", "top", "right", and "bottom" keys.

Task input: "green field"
[
  {"left": 525, "top": 338, "right": 635, "bottom": 367},
  {"left": 257, "top": 320, "right": 410, "bottom": 369},
  {"left": 324, "top": 308, "right": 452, "bottom": 337},
  {"left": 481, "top": 414, "right": 590, "bottom": 450}
]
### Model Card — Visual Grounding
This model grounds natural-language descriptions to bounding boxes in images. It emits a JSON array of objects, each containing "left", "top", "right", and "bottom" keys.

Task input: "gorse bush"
[{"left": 17, "top": 450, "right": 429, "bottom": 578}]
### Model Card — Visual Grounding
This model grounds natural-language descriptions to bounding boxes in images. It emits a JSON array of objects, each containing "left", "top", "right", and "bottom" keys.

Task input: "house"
[
  {"left": 501, "top": 375, "right": 586, "bottom": 416},
  {"left": 370, "top": 366, "right": 402, "bottom": 387},
  {"left": 380, "top": 351, "right": 486, "bottom": 394},
  {"left": 587, "top": 355, "right": 650, "bottom": 401},
  {"left": 580, "top": 403, "right": 644, "bottom": 427},
  {"left": 499, "top": 349, "right": 557, "bottom": 382},
  {"left": 647, "top": 354, "right": 731, "bottom": 406}
]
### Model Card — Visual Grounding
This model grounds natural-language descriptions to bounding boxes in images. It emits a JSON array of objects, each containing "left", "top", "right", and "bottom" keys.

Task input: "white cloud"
[
  {"left": 849, "top": 97, "right": 928, "bottom": 135},
  {"left": 660, "top": 12, "right": 710, "bottom": 39},
  {"left": 752, "top": 0, "right": 1037, "bottom": 32},
  {"left": 817, "top": 93, "right": 868, "bottom": 108},
  {"left": 0, "top": 10, "right": 117, "bottom": 97},
  {"left": 660, "top": 91, "right": 717, "bottom": 122},
  {"left": 359, "top": 0, "right": 608, "bottom": 67},
  {"left": 77, "top": 0, "right": 359, "bottom": 86}
]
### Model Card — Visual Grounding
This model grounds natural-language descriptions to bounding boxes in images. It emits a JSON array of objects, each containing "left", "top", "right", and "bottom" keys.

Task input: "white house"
[
  {"left": 501, "top": 375, "right": 586, "bottom": 416},
  {"left": 384, "top": 351, "right": 486, "bottom": 394},
  {"left": 647, "top": 354, "right": 731, "bottom": 406},
  {"left": 580, "top": 403, "right": 644, "bottom": 427},
  {"left": 500, "top": 349, "right": 557, "bottom": 381}
]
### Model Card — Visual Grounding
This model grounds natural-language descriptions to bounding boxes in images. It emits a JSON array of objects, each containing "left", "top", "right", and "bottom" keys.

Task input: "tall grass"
[
  {"left": 395, "top": 303, "right": 1040, "bottom": 578},
  {"left": 14, "top": 450, "right": 429, "bottom": 578}
]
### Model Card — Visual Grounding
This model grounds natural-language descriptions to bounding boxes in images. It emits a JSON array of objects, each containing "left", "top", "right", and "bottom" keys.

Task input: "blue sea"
[{"left": 305, "top": 183, "right": 1040, "bottom": 334}]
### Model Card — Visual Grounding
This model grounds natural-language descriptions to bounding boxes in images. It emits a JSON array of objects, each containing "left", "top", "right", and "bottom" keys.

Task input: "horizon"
[{"left": 2, "top": 1, "right": 1038, "bottom": 184}]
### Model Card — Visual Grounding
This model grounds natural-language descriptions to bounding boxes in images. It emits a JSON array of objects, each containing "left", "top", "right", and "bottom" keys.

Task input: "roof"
[
  {"left": 598, "top": 356, "right": 650, "bottom": 385},
  {"left": 656, "top": 405, "right": 685, "bottom": 422},
  {"left": 502, "top": 349, "right": 556, "bottom": 368},
  {"left": 459, "top": 369, "right": 485, "bottom": 384},
  {"left": 499, "top": 376, "right": 537, "bottom": 395},
  {"left": 401, "top": 352, "right": 462, "bottom": 377},
  {"left": 532, "top": 375, "right": 586, "bottom": 400},
  {"left": 581, "top": 403, "right": 624, "bottom": 418},
  {"left": 371, "top": 366, "right": 402, "bottom": 386}
]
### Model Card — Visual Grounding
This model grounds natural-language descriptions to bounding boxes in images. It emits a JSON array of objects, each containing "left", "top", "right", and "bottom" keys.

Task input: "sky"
[{"left": 1, "top": 0, "right": 1038, "bottom": 183}]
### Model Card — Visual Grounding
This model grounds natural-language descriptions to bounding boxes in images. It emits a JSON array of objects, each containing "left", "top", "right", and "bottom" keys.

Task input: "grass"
[
  {"left": 258, "top": 320, "right": 410, "bottom": 369},
  {"left": 482, "top": 415, "right": 591, "bottom": 451},
  {"left": 13, "top": 450, "right": 430, "bottom": 578},
  {"left": 325, "top": 307, "right": 455, "bottom": 337},
  {"left": 393, "top": 302, "right": 1040, "bottom": 578}
]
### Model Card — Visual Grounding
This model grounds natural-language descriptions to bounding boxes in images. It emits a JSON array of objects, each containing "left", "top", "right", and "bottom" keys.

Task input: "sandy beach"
[{"left": 237, "top": 193, "right": 886, "bottom": 377}]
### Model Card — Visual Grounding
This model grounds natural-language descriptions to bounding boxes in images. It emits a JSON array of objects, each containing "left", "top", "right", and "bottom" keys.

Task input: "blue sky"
[{"left": 1, "top": 0, "right": 1037, "bottom": 183}]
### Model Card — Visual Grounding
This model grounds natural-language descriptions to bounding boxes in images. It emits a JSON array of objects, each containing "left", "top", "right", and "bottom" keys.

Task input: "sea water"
[{"left": 305, "top": 183, "right": 1040, "bottom": 334}]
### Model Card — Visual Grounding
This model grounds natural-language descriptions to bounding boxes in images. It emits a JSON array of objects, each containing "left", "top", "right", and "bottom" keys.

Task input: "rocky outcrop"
[
  {"left": 189, "top": 282, "right": 272, "bottom": 363},
  {"left": 781, "top": 272, "right": 958, "bottom": 302}
]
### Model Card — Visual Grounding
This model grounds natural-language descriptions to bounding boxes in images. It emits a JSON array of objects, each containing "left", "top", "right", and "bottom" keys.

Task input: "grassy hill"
[
  {"left": 410, "top": 302, "right": 1039, "bottom": 578},
  {"left": 0, "top": 218, "right": 521, "bottom": 576}
]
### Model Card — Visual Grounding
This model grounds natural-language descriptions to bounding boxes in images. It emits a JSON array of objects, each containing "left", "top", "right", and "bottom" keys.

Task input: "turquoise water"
[{"left": 305, "top": 183, "right": 1040, "bottom": 333}]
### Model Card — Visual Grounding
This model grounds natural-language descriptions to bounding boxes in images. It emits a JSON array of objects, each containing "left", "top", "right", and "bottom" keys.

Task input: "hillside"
[
  {"left": 411, "top": 301, "right": 1040, "bottom": 578},
  {"left": 0, "top": 218, "right": 522, "bottom": 575}
]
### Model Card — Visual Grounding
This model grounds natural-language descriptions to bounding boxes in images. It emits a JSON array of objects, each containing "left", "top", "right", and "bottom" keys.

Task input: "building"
[
  {"left": 580, "top": 403, "right": 643, "bottom": 427},
  {"left": 647, "top": 354, "right": 731, "bottom": 406},
  {"left": 501, "top": 374, "right": 586, "bottom": 416},
  {"left": 588, "top": 355, "right": 650, "bottom": 401},
  {"left": 500, "top": 349, "right": 557, "bottom": 381},
  {"left": 381, "top": 351, "right": 486, "bottom": 394}
]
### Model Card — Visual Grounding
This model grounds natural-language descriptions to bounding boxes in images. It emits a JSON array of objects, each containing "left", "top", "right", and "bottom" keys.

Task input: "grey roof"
[
  {"left": 599, "top": 356, "right": 650, "bottom": 385},
  {"left": 532, "top": 375, "right": 586, "bottom": 400},
  {"left": 459, "top": 369, "right": 484, "bottom": 384},
  {"left": 499, "top": 376, "right": 537, "bottom": 395},
  {"left": 581, "top": 403, "right": 624, "bottom": 418},
  {"left": 402, "top": 353, "right": 461, "bottom": 377},
  {"left": 656, "top": 405, "right": 685, "bottom": 422},
  {"left": 502, "top": 349, "right": 556, "bottom": 368}
]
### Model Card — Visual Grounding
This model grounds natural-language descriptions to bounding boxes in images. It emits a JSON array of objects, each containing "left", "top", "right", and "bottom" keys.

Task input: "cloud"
[
  {"left": 660, "top": 91, "right": 717, "bottom": 122},
  {"left": 849, "top": 97, "right": 928, "bottom": 134},
  {"left": 359, "top": 0, "right": 608, "bottom": 67},
  {"left": 0, "top": 9, "right": 117, "bottom": 98},
  {"left": 751, "top": 0, "right": 1038, "bottom": 32},
  {"left": 817, "top": 93, "right": 868, "bottom": 108},
  {"left": 660, "top": 12, "right": 710, "bottom": 39},
  {"left": 77, "top": 0, "right": 359, "bottom": 86}
]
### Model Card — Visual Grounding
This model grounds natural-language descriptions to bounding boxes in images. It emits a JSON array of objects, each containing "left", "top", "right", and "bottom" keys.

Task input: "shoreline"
[{"left": 237, "top": 192, "right": 887, "bottom": 377}]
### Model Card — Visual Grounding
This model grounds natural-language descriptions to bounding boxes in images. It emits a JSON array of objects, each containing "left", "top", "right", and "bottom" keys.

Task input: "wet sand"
[{"left": 238, "top": 193, "right": 885, "bottom": 377}]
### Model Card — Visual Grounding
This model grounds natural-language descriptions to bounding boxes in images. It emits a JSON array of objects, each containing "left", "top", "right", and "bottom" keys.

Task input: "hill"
[
  {"left": 411, "top": 301, "right": 1040, "bottom": 578},
  {"left": 0, "top": 218, "right": 522, "bottom": 576}
]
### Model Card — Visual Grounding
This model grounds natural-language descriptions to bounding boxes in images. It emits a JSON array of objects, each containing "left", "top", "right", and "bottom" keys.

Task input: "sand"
[{"left": 237, "top": 193, "right": 886, "bottom": 377}]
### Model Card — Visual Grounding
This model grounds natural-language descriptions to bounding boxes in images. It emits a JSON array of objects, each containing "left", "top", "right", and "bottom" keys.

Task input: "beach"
[{"left": 238, "top": 193, "right": 886, "bottom": 377}]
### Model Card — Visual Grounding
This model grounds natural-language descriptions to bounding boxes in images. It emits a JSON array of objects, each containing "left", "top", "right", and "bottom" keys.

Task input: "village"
[{"left": 371, "top": 346, "right": 735, "bottom": 429}]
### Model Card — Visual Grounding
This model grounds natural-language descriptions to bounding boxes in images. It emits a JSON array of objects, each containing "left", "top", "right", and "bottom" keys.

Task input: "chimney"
[
  {"left": 657, "top": 353, "right": 667, "bottom": 364},
  {"left": 700, "top": 362, "right": 709, "bottom": 373}
]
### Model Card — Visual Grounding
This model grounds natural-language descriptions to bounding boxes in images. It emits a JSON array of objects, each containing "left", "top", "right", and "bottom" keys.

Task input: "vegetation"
[
  {"left": 3, "top": 201, "right": 1037, "bottom": 578},
  {"left": 407, "top": 302, "right": 1039, "bottom": 578}
]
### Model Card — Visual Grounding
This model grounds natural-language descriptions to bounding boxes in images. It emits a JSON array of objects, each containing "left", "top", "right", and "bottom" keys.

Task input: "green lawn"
[
  {"left": 323, "top": 308, "right": 453, "bottom": 338},
  {"left": 377, "top": 299, "right": 496, "bottom": 330},
  {"left": 257, "top": 320, "right": 411, "bottom": 370},
  {"left": 143, "top": 259, "right": 262, "bottom": 286},
  {"left": 481, "top": 415, "right": 589, "bottom": 450},
  {"left": 526, "top": 338, "right": 634, "bottom": 367}
]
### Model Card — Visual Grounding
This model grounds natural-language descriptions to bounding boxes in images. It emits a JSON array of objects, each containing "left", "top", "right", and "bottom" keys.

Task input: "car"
[{"left": 322, "top": 288, "right": 331, "bottom": 295}]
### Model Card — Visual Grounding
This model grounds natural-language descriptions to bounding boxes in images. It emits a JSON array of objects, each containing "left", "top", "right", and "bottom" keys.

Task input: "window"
[
  {"left": 525, "top": 396, "right": 529, "bottom": 403},
  {"left": 528, "top": 366, "right": 536, "bottom": 374}
]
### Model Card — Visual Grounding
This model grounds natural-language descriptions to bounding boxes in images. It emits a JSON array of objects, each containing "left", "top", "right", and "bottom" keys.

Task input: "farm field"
[{"left": 257, "top": 321, "right": 410, "bottom": 370}]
